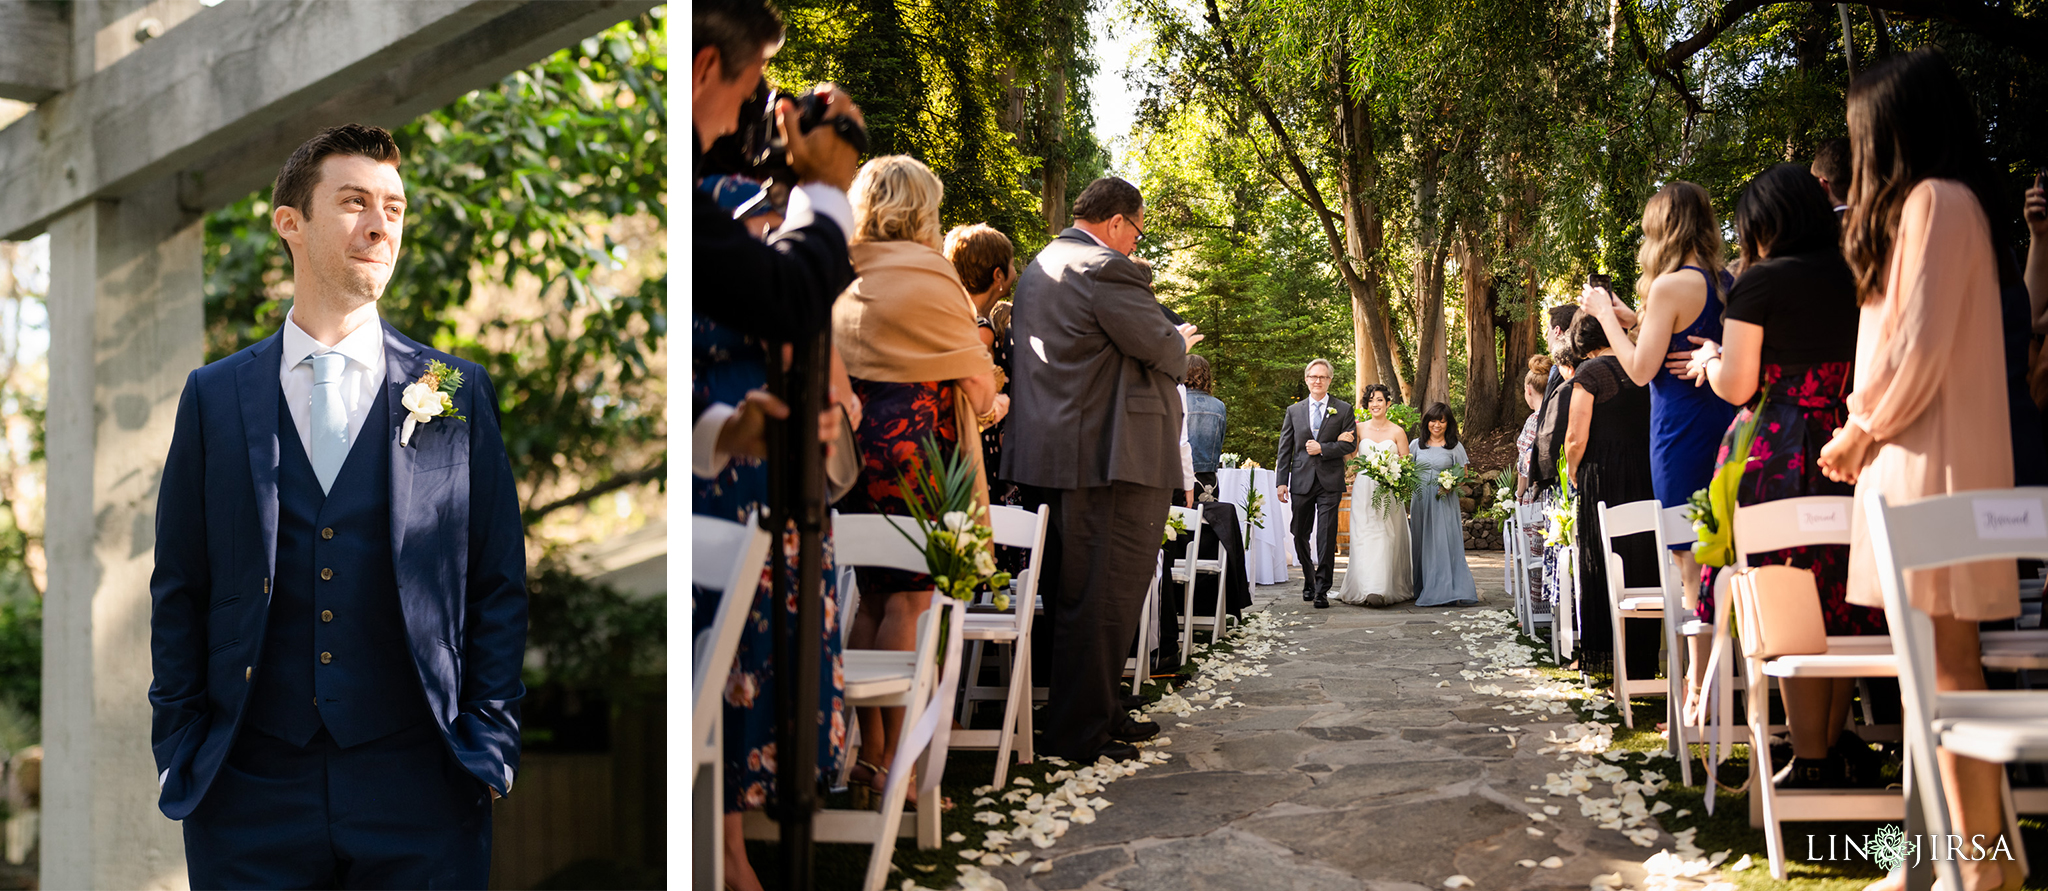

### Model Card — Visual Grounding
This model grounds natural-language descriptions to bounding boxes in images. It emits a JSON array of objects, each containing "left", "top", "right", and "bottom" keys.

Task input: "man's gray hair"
[{"left": 1304, "top": 358, "right": 1334, "bottom": 376}]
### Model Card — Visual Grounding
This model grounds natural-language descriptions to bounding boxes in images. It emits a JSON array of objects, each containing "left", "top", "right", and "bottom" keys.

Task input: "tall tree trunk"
[
  {"left": 1041, "top": 57, "right": 1069, "bottom": 236},
  {"left": 1411, "top": 144, "right": 1449, "bottom": 408},
  {"left": 1456, "top": 232, "right": 1499, "bottom": 435},
  {"left": 1334, "top": 53, "right": 1405, "bottom": 403},
  {"left": 1497, "top": 176, "right": 1541, "bottom": 431}
]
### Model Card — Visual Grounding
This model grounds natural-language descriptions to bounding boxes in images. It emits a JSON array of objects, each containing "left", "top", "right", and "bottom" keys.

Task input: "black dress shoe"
[
  {"left": 1772, "top": 754, "right": 1847, "bottom": 789},
  {"left": 1109, "top": 717, "right": 1161, "bottom": 743},
  {"left": 1303, "top": 588, "right": 1316, "bottom": 602},
  {"left": 1121, "top": 693, "right": 1153, "bottom": 711},
  {"left": 1084, "top": 741, "right": 1140, "bottom": 763},
  {"left": 1313, "top": 592, "right": 1330, "bottom": 609}
]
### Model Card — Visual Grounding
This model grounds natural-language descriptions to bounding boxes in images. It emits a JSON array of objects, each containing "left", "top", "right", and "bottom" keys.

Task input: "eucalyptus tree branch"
[
  {"left": 1199, "top": 0, "right": 1401, "bottom": 394},
  {"left": 523, "top": 460, "right": 667, "bottom": 524},
  {"left": 1655, "top": 0, "right": 2044, "bottom": 69}
]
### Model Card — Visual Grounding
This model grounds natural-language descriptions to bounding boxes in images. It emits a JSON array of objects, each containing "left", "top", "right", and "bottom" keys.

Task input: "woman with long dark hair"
[
  {"left": 1409, "top": 402, "right": 1477, "bottom": 606},
  {"left": 1817, "top": 48, "right": 2022, "bottom": 891},
  {"left": 1681, "top": 163, "right": 1880, "bottom": 785}
]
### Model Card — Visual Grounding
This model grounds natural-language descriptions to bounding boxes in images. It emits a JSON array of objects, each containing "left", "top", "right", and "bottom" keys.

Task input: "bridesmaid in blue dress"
[
  {"left": 1581, "top": 182, "right": 1738, "bottom": 708},
  {"left": 1409, "top": 403, "right": 1479, "bottom": 606}
]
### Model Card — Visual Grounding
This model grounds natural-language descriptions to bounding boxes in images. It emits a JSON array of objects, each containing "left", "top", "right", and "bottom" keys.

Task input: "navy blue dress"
[{"left": 1648, "top": 266, "right": 1739, "bottom": 531}]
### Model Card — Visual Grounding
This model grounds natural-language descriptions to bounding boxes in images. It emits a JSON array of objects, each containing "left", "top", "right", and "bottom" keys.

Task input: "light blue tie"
[{"left": 306, "top": 353, "right": 348, "bottom": 494}]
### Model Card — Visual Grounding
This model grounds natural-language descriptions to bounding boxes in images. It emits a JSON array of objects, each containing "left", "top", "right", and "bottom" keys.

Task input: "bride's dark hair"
[
  {"left": 1420, "top": 402, "right": 1459, "bottom": 449},
  {"left": 1360, "top": 383, "right": 1394, "bottom": 410}
]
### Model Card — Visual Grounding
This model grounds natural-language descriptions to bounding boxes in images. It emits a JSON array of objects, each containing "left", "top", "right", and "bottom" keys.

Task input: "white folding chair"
[
  {"left": 1125, "top": 552, "right": 1162, "bottom": 695},
  {"left": 1596, "top": 500, "right": 1667, "bottom": 727},
  {"left": 955, "top": 505, "right": 1051, "bottom": 786},
  {"left": 1167, "top": 505, "right": 1234, "bottom": 659},
  {"left": 1555, "top": 541, "right": 1578, "bottom": 666},
  {"left": 1717, "top": 496, "right": 1902, "bottom": 879},
  {"left": 749, "top": 513, "right": 969, "bottom": 891},
  {"left": 691, "top": 511, "right": 775, "bottom": 891},
  {"left": 1653, "top": 505, "right": 1702, "bottom": 786},
  {"left": 1513, "top": 502, "right": 1554, "bottom": 640},
  {"left": 1866, "top": 488, "right": 2048, "bottom": 891}
]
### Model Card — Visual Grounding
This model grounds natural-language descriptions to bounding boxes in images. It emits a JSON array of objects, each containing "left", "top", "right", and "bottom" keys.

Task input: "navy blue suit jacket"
[{"left": 149, "top": 322, "right": 527, "bottom": 821}]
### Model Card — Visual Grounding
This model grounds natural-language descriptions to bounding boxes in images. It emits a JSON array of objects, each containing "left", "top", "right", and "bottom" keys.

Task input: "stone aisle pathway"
[{"left": 973, "top": 552, "right": 1733, "bottom": 891}]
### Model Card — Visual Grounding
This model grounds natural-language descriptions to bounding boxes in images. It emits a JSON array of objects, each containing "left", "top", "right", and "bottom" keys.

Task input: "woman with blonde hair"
[
  {"left": 1581, "top": 181, "right": 1738, "bottom": 710},
  {"left": 832, "top": 155, "right": 1003, "bottom": 806}
]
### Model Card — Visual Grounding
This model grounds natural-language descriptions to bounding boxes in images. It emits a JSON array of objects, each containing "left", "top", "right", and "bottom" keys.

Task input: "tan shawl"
[{"left": 834, "top": 239, "right": 997, "bottom": 520}]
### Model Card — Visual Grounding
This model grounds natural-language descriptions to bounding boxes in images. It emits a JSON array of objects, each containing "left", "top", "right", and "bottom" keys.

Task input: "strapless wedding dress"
[{"left": 1335, "top": 440, "right": 1415, "bottom": 606}]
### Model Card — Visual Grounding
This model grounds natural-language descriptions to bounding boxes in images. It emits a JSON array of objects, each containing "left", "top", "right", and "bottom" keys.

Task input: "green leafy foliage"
[
  {"left": 521, "top": 563, "right": 665, "bottom": 694},
  {"left": 202, "top": 14, "right": 667, "bottom": 520}
]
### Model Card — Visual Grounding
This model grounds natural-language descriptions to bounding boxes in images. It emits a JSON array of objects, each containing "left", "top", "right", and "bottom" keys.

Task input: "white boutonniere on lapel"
[{"left": 400, "top": 359, "right": 468, "bottom": 447}]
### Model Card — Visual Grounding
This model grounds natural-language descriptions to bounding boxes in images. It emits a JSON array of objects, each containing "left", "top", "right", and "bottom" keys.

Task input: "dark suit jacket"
[
  {"left": 1275, "top": 396, "right": 1356, "bottom": 494},
  {"left": 149, "top": 323, "right": 528, "bottom": 820},
  {"left": 1002, "top": 228, "right": 1188, "bottom": 491},
  {"left": 690, "top": 141, "right": 854, "bottom": 425}
]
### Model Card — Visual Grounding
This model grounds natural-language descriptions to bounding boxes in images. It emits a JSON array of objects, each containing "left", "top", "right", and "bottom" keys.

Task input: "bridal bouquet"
[
  {"left": 1434, "top": 466, "right": 1468, "bottom": 500},
  {"left": 1348, "top": 446, "right": 1419, "bottom": 513},
  {"left": 891, "top": 436, "right": 1012, "bottom": 604}
]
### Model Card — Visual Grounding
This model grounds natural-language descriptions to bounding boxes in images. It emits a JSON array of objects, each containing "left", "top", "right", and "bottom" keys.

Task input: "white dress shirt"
[{"left": 280, "top": 310, "right": 387, "bottom": 457}]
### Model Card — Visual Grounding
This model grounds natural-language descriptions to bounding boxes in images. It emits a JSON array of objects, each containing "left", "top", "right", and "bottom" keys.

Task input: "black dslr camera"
[{"left": 706, "top": 80, "right": 870, "bottom": 184}]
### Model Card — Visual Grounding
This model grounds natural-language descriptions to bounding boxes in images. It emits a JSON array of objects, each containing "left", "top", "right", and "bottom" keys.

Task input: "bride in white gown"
[{"left": 1335, "top": 385, "right": 1415, "bottom": 606}]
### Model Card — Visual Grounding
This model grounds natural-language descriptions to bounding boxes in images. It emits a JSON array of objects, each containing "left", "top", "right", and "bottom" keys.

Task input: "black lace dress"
[{"left": 1571, "top": 355, "right": 1661, "bottom": 675}]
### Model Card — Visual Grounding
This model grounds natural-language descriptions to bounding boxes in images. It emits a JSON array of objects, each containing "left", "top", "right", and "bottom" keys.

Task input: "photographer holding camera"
[{"left": 693, "top": 1, "right": 868, "bottom": 888}]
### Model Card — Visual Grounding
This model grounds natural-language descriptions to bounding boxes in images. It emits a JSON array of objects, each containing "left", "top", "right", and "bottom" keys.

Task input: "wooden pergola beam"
[
  {"left": 0, "top": 0, "right": 659, "bottom": 242},
  {"left": 0, "top": 1, "right": 71, "bottom": 102}
]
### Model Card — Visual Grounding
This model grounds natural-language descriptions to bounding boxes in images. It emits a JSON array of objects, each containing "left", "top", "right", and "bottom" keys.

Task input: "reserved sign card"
[
  {"left": 1795, "top": 503, "right": 1849, "bottom": 532},
  {"left": 1973, "top": 499, "right": 2048, "bottom": 540}
]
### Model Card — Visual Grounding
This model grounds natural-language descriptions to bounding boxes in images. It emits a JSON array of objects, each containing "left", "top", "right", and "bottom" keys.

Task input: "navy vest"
[{"left": 244, "top": 386, "right": 431, "bottom": 748}]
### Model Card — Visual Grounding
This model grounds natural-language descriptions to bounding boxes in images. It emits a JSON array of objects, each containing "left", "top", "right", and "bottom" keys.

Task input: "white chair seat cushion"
[
  {"left": 1762, "top": 653, "right": 1898, "bottom": 678},
  {"left": 1933, "top": 717, "right": 2048, "bottom": 763},
  {"left": 843, "top": 649, "right": 916, "bottom": 703},
  {"left": 961, "top": 614, "right": 1021, "bottom": 639}
]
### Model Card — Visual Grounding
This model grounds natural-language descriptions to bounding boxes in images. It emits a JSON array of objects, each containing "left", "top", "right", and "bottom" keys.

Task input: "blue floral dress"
[{"left": 691, "top": 315, "right": 848, "bottom": 812}]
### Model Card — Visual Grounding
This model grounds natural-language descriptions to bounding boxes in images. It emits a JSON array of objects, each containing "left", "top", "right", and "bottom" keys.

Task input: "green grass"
[{"left": 1510, "top": 626, "right": 2048, "bottom": 890}]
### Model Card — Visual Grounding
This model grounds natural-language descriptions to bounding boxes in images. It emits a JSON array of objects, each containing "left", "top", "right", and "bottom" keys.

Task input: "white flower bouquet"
[
  {"left": 1476, "top": 481, "right": 1515, "bottom": 524},
  {"left": 1434, "top": 466, "right": 1468, "bottom": 500},
  {"left": 1218, "top": 452, "right": 1243, "bottom": 469},
  {"left": 1162, "top": 511, "right": 1189, "bottom": 546},
  {"left": 891, "top": 436, "right": 1013, "bottom": 605},
  {"left": 1347, "top": 445, "right": 1419, "bottom": 513},
  {"left": 1244, "top": 488, "right": 1265, "bottom": 530}
]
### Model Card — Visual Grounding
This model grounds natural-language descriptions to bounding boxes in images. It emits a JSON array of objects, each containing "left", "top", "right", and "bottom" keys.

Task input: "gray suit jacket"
[
  {"left": 1002, "top": 228, "right": 1188, "bottom": 491},
  {"left": 1276, "top": 396, "right": 1356, "bottom": 494}
]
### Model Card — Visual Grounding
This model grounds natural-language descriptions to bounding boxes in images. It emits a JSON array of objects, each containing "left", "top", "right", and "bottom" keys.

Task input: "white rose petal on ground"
[
  {"left": 1443, "top": 876, "right": 1475, "bottom": 889},
  {"left": 1516, "top": 859, "right": 1537, "bottom": 868},
  {"left": 1538, "top": 857, "right": 1563, "bottom": 868},
  {"left": 947, "top": 832, "right": 966, "bottom": 843}
]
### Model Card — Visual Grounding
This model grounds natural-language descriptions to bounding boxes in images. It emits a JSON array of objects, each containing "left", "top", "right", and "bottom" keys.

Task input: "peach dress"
[{"left": 1844, "top": 179, "right": 2019, "bottom": 621}]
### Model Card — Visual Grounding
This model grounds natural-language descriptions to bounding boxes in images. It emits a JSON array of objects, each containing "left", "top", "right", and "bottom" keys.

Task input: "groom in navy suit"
[{"left": 150, "top": 124, "right": 526, "bottom": 889}]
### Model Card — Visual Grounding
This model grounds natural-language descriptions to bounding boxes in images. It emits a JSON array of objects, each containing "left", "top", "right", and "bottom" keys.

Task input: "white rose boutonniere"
[{"left": 400, "top": 358, "right": 468, "bottom": 447}]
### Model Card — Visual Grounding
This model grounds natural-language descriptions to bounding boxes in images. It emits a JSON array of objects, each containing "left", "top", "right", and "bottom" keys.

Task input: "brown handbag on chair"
[{"left": 1728, "top": 564, "right": 1829, "bottom": 659}]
